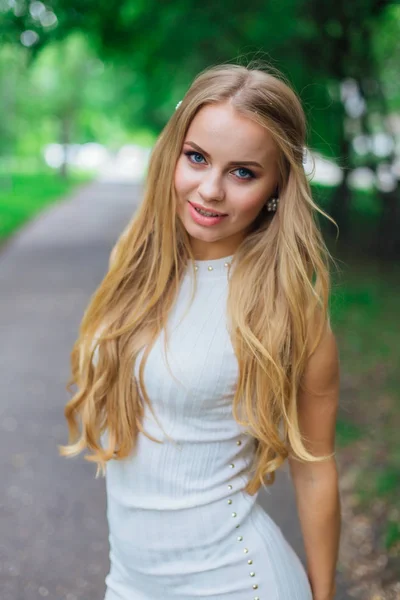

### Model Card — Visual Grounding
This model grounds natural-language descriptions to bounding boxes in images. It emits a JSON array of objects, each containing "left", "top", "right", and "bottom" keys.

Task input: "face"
[{"left": 174, "top": 101, "right": 279, "bottom": 260}]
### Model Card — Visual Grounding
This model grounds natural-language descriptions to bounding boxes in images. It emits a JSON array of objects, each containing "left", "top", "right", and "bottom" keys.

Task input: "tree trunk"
[
  {"left": 59, "top": 113, "right": 72, "bottom": 179},
  {"left": 377, "top": 188, "right": 400, "bottom": 259}
]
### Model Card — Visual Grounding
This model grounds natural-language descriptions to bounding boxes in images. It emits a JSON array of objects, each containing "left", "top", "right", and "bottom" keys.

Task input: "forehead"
[{"left": 184, "top": 102, "right": 277, "bottom": 160}]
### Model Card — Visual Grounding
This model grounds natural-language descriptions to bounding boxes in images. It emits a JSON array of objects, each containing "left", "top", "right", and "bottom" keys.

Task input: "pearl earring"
[{"left": 265, "top": 197, "right": 279, "bottom": 212}]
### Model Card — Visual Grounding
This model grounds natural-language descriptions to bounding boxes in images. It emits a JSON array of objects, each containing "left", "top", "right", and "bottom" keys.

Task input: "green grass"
[
  {"left": 0, "top": 167, "right": 93, "bottom": 241},
  {"left": 375, "top": 468, "right": 399, "bottom": 497},
  {"left": 330, "top": 260, "right": 400, "bottom": 550},
  {"left": 335, "top": 419, "right": 364, "bottom": 447},
  {"left": 331, "top": 258, "right": 398, "bottom": 364},
  {"left": 385, "top": 521, "right": 400, "bottom": 551}
]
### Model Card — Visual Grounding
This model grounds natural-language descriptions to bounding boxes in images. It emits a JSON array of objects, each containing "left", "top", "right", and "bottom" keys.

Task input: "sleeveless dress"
[{"left": 101, "top": 254, "right": 313, "bottom": 600}]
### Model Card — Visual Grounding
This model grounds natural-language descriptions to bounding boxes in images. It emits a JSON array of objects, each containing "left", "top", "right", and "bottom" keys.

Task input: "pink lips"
[
  {"left": 188, "top": 202, "right": 228, "bottom": 227},
  {"left": 189, "top": 201, "right": 227, "bottom": 216}
]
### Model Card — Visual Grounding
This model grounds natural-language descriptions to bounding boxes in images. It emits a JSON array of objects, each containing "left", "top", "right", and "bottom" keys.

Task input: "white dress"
[{"left": 101, "top": 254, "right": 313, "bottom": 600}]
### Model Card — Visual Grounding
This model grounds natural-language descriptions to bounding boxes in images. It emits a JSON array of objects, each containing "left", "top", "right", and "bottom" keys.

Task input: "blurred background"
[{"left": 0, "top": 1, "right": 399, "bottom": 599}]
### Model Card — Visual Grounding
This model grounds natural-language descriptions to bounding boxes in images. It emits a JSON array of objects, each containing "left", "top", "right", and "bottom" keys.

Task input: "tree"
[
  {"left": 2, "top": 0, "right": 399, "bottom": 254},
  {"left": 297, "top": 0, "right": 399, "bottom": 256}
]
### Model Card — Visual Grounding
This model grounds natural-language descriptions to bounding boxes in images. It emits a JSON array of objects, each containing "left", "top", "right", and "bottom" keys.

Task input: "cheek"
[
  {"left": 173, "top": 163, "right": 183, "bottom": 194},
  {"left": 233, "top": 191, "right": 266, "bottom": 218},
  {"left": 174, "top": 159, "right": 193, "bottom": 196}
]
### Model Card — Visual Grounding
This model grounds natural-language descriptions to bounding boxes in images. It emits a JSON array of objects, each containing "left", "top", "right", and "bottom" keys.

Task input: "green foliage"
[
  {"left": 330, "top": 262, "right": 399, "bottom": 374},
  {"left": 385, "top": 520, "right": 400, "bottom": 550},
  {"left": 373, "top": 3, "right": 400, "bottom": 111},
  {"left": 0, "top": 43, "right": 27, "bottom": 154},
  {"left": 0, "top": 33, "right": 156, "bottom": 159},
  {"left": 0, "top": 167, "right": 91, "bottom": 239},
  {"left": 355, "top": 462, "right": 400, "bottom": 550},
  {"left": 375, "top": 468, "right": 399, "bottom": 497},
  {"left": 331, "top": 260, "right": 400, "bottom": 553},
  {"left": 1, "top": 0, "right": 398, "bottom": 161},
  {"left": 335, "top": 419, "right": 364, "bottom": 447}
]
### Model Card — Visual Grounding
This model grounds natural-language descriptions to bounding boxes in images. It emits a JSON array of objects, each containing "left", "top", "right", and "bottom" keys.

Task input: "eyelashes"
[{"left": 183, "top": 151, "right": 255, "bottom": 181}]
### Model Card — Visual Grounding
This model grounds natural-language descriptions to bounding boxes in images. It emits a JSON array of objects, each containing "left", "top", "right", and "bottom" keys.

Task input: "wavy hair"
[{"left": 59, "top": 61, "right": 337, "bottom": 495}]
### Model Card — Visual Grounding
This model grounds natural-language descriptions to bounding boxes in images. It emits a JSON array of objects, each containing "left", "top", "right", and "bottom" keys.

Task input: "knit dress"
[{"left": 99, "top": 254, "right": 313, "bottom": 600}]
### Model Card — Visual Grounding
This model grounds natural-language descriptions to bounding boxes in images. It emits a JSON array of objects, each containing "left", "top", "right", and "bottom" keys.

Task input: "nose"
[{"left": 197, "top": 170, "right": 225, "bottom": 203}]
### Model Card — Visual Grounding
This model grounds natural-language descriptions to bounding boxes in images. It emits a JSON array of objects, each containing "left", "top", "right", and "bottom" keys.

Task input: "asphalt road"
[{"left": 0, "top": 181, "right": 350, "bottom": 600}]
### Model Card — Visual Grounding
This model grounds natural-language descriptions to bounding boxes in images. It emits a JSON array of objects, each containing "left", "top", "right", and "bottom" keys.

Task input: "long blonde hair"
[{"left": 59, "top": 61, "right": 337, "bottom": 495}]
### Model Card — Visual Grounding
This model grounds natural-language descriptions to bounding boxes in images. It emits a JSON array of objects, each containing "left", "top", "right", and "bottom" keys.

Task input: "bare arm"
[{"left": 288, "top": 323, "right": 341, "bottom": 600}]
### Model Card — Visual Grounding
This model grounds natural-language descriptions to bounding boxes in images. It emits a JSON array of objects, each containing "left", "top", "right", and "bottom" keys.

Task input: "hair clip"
[{"left": 175, "top": 100, "right": 182, "bottom": 110}]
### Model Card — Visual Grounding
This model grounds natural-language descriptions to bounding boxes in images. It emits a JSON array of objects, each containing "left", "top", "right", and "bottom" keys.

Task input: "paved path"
[{"left": 0, "top": 181, "right": 350, "bottom": 599}]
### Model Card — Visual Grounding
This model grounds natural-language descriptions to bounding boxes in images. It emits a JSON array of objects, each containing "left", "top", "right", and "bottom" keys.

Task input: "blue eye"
[
  {"left": 183, "top": 151, "right": 255, "bottom": 180},
  {"left": 235, "top": 167, "right": 254, "bottom": 180},
  {"left": 185, "top": 151, "right": 205, "bottom": 164}
]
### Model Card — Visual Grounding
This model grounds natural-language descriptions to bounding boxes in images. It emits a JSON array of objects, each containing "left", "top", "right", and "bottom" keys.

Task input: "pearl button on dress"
[{"left": 100, "top": 255, "right": 313, "bottom": 600}]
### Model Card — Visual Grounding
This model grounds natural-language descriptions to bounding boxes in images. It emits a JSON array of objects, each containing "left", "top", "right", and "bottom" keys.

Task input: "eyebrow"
[{"left": 184, "top": 141, "right": 264, "bottom": 169}]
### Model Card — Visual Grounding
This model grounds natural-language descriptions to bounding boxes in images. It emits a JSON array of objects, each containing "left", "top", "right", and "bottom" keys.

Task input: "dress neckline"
[{"left": 186, "top": 254, "right": 234, "bottom": 279}]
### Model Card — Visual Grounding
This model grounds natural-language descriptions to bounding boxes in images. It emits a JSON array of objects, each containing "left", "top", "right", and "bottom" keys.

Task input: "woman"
[{"left": 60, "top": 62, "right": 341, "bottom": 600}]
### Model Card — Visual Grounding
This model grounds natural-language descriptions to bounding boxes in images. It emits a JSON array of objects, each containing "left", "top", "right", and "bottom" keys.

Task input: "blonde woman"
[{"left": 60, "top": 62, "right": 341, "bottom": 600}]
